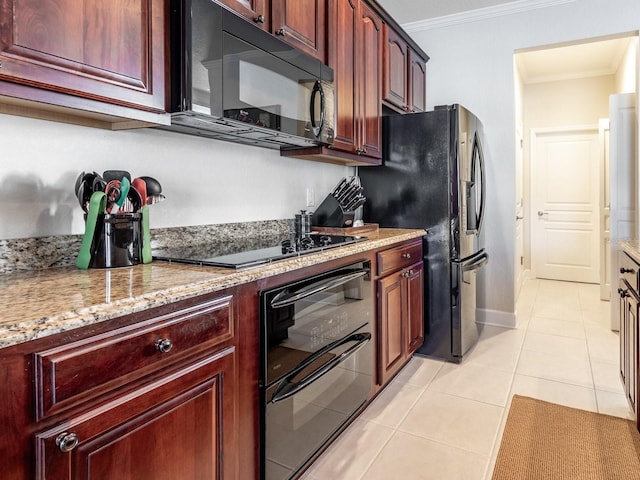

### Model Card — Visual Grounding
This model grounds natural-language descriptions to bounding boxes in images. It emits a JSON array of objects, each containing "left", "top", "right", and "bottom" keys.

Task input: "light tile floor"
[{"left": 301, "top": 278, "right": 634, "bottom": 480}]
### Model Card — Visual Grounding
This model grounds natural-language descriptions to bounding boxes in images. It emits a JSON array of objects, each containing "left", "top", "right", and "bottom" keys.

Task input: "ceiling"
[
  {"left": 516, "top": 37, "right": 634, "bottom": 84},
  {"left": 377, "top": 0, "right": 636, "bottom": 84},
  {"left": 376, "top": 0, "right": 517, "bottom": 24}
]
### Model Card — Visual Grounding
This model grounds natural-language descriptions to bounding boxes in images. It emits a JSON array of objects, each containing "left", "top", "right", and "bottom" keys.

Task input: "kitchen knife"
[
  {"left": 336, "top": 180, "right": 358, "bottom": 203},
  {"left": 344, "top": 192, "right": 363, "bottom": 210},
  {"left": 332, "top": 177, "right": 347, "bottom": 196},
  {"left": 341, "top": 185, "right": 363, "bottom": 207},
  {"left": 76, "top": 191, "right": 106, "bottom": 269},
  {"left": 346, "top": 195, "right": 366, "bottom": 211},
  {"left": 333, "top": 178, "right": 350, "bottom": 200}
]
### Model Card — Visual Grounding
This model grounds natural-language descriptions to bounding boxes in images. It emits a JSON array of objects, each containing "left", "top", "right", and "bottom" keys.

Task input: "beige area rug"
[{"left": 492, "top": 395, "right": 640, "bottom": 479}]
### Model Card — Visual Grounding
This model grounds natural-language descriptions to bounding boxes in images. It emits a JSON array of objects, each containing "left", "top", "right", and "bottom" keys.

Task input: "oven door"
[{"left": 260, "top": 261, "right": 373, "bottom": 480}]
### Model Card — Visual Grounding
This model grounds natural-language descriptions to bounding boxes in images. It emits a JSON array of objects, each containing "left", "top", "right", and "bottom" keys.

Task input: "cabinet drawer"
[
  {"left": 621, "top": 252, "right": 640, "bottom": 293},
  {"left": 34, "top": 295, "right": 233, "bottom": 420},
  {"left": 377, "top": 240, "right": 423, "bottom": 277}
]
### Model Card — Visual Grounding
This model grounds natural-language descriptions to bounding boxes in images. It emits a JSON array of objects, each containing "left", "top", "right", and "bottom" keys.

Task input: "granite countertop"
[
  {"left": 620, "top": 240, "right": 640, "bottom": 264},
  {"left": 0, "top": 228, "right": 424, "bottom": 349}
]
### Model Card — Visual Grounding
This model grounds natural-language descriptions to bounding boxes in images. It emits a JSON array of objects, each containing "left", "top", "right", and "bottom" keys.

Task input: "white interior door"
[
  {"left": 531, "top": 127, "right": 599, "bottom": 283},
  {"left": 609, "top": 93, "right": 637, "bottom": 330}
]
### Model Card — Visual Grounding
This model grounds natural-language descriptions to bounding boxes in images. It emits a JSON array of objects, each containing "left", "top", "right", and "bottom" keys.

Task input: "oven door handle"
[
  {"left": 270, "top": 269, "right": 368, "bottom": 308},
  {"left": 270, "top": 332, "right": 371, "bottom": 404}
]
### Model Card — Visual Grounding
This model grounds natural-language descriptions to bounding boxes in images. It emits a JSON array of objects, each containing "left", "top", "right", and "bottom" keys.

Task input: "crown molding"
[{"left": 402, "top": 0, "right": 577, "bottom": 33}]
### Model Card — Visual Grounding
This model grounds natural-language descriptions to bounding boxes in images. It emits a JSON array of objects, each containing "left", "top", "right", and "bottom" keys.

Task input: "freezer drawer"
[{"left": 451, "top": 250, "right": 488, "bottom": 359}]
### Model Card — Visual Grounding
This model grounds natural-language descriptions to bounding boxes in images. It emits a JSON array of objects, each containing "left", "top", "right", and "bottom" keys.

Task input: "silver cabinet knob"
[
  {"left": 401, "top": 253, "right": 411, "bottom": 259},
  {"left": 537, "top": 211, "right": 548, "bottom": 217},
  {"left": 254, "top": 14, "right": 265, "bottom": 23},
  {"left": 155, "top": 338, "right": 173, "bottom": 353},
  {"left": 276, "top": 28, "right": 286, "bottom": 36},
  {"left": 56, "top": 432, "right": 79, "bottom": 452}
]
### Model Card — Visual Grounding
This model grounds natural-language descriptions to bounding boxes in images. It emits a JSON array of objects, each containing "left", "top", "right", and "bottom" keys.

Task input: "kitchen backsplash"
[{"left": 0, "top": 220, "right": 290, "bottom": 274}]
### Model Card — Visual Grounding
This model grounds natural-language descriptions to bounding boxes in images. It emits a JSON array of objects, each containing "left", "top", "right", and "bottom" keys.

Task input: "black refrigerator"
[{"left": 359, "top": 104, "right": 488, "bottom": 362}]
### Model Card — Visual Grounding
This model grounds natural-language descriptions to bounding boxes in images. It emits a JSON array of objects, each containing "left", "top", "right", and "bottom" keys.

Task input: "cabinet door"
[
  {"left": 357, "top": 1, "right": 382, "bottom": 160},
  {"left": 0, "top": 0, "right": 165, "bottom": 113},
  {"left": 626, "top": 291, "right": 638, "bottom": 414},
  {"left": 217, "top": 0, "right": 269, "bottom": 28},
  {"left": 35, "top": 347, "right": 237, "bottom": 480},
  {"left": 328, "top": 0, "right": 358, "bottom": 154},
  {"left": 383, "top": 25, "right": 409, "bottom": 112},
  {"left": 409, "top": 49, "right": 426, "bottom": 113},
  {"left": 272, "top": 0, "right": 326, "bottom": 61},
  {"left": 405, "top": 262, "right": 425, "bottom": 354},
  {"left": 378, "top": 271, "right": 404, "bottom": 385}
]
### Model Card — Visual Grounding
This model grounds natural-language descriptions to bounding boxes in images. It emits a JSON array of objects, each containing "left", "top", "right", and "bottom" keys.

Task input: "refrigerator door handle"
[
  {"left": 473, "top": 132, "right": 486, "bottom": 234},
  {"left": 463, "top": 251, "right": 489, "bottom": 272}
]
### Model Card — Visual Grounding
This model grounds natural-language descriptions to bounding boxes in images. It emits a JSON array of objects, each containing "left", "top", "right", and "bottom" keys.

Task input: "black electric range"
[{"left": 153, "top": 233, "right": 366, "bottom": 269}]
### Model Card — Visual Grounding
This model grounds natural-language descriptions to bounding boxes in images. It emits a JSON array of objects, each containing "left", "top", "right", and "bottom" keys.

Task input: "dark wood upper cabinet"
[
  {"left": 272, "top": 0, "right": 326, "bottom": 62},
  {"left": 326, "top": 0, "right": 382, "bottom": 163},
  {"left": 221, "top": 0, "right": 326, "bottom": 62},
  {"left": 217, "top": 0, "right": 269, "bottom": 28},
  {"left": 0, "top": 0, "right": 166, "bottom": 121},
  {"left": 358, "top": 1, "right": 383, "bottom": 160},
  {"left": 383, "top": 25, "right": 409, "bottom": 111},
  {"left": 409, "top": 48, "right": 426, "bottom": 113},
  {"left": 383, "top": 23, "right": 427, "bottom": 114}
]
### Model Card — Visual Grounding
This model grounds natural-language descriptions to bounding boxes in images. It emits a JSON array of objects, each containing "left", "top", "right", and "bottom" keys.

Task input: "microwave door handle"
[
  {"left": 270, "top": 332, "right": 371, "bottom": 403},
  {"left": 270, "top": 269, "right": 367, "bottom": 308},
  {"left": 310, "top": 80, "right": 325, "bottom": 137}
]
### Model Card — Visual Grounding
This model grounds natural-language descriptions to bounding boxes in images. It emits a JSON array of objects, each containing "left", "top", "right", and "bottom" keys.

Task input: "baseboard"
[{"left": 477, "top": 308, "right": 517, "bottom": 328}]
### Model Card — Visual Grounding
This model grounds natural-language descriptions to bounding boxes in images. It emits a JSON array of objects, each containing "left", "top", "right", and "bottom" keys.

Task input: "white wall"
[
  {"left": 407, "top": 0, "right": 640, "bottom": 323},
  {"left": 616, "top": 37, "right": 639, "bottom": 93},
  {"left": 0, "top": 113, "right": 351, "bottom": 239}
]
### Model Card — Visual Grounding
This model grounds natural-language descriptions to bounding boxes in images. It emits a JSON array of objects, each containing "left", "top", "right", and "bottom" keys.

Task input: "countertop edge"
[
  {"left": 0, "top": 229, "right": 425, "bottom": 349},
  {"left": 620, "top": 240, "right": 640, "bottom": 264}
]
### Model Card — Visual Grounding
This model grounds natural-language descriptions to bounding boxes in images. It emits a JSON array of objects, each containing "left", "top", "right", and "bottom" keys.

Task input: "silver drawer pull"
[
  {"left": 155, "top": 338, "right": 174, "bottom": 353},
  {"left": 56, "top": 432, "right": 79, "bottom": 452},
  {"left": 401, "top": 253, "right": 412, "bottom": 259},
  {"left": 620, "top": 267, "right": 635, "bottom": 274}
]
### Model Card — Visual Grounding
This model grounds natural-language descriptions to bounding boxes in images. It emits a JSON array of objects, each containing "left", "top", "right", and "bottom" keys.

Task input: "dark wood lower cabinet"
[
  {"left": 35, "top": 347, "right": 236, "bottom": 479},
  {"left": 618, "top": 252, "right": 640, "bottom": 432},
  {"left": 0, "top": 285, "right": 259, "bottom": 480},
  {"left": 376, "top": 240, "right": 424, "bottom": 386}
]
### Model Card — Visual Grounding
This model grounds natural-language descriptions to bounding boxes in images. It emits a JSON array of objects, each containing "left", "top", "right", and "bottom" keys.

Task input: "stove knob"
[
  {"left": 300, "top": 236, "right": 314, "bottom": 250},
  {"left": 319, "top": 235, "right": 332, "bottom": 246},
  {"left": 281, "top": 239, "right": 295, "bottom": 254}
]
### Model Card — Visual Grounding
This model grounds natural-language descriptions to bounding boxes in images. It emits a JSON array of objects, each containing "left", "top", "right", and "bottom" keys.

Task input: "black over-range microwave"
[{"left": 164, "top": 0, "right": 336, "bottom": 150}]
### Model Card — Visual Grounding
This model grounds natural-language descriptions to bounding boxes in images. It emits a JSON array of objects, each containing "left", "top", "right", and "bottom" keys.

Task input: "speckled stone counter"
[
  {"left": 620, "top": 240, "right": 640, "bottom": 264},
  {"left": 0, "top": 228, "right": 424, "bottom": 349}
]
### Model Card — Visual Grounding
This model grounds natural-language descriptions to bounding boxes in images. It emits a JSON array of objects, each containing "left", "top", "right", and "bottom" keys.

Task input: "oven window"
[
  {"left": 265, "top": 330, "right": 371, "bottom": 480},
  {"left": 264, "top": 270, "right": 372, "bottom": 387}
]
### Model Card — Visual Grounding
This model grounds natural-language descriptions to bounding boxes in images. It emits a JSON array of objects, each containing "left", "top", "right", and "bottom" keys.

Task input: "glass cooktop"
[{"left": 153, "top": 233, "right": 366, "bottom": 269}]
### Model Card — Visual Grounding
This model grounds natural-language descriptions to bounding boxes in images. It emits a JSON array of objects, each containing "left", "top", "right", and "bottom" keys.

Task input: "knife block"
[{"left": 311, "top": 195, "right": 355, "bottom": 228}]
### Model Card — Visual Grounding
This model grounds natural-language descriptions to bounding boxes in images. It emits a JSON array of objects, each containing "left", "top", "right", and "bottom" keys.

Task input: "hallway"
[{"left": 301, "top": 278, "right": 632, "bottom": 479}]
